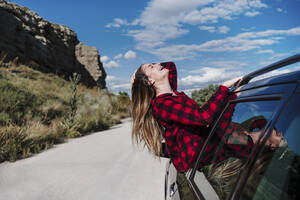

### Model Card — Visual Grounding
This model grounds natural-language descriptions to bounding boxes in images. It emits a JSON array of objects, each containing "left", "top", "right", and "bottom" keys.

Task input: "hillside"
[
  {"left": 0, "top": 0, "right": 131, "bottom": 163},
  {"left": 0, "top": 56, "right": 131, "bottom": 163}
]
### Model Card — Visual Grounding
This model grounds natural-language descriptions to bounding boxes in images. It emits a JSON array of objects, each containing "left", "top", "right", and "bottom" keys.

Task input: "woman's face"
[
  {"left": 265, "top": 129, "right": 283, "bottom": 148},
  {"left": 141, "top": 63, "right": 169, "bottom": 85},
  {"left": 249, "top": 128, "right": 283, "bottom": 148}
]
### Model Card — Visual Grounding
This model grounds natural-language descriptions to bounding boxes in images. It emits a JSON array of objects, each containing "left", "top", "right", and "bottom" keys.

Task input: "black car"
[{"left": 164, "top": 54, "right": 300, "bottom": 200}]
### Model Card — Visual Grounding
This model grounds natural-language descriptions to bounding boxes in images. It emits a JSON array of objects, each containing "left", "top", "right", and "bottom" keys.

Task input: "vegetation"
[
  {"left": 0, "top": 61, "right": 131, "bottom": 162},
  {"left": 191, "top": 84, "right": 219, "bottom": 106},
  {"left": 61, "top": 73, "right": 81, "bottom": 138}
]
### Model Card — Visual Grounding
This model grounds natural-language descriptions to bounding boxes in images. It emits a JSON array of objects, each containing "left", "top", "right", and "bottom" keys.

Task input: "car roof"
[
  {"left": 238, "top": 70, "right": 300, "bottom": 92},
  {"left": 236, "top": 54, "right": 300, "bottom": 93}
]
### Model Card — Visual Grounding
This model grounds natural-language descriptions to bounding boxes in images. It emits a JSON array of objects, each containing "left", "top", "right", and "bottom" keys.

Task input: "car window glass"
[
  {"left": 194, "top": 99, "right": 279, "bottom": 200},
  {"left": 240, "top": 94, "right": 300, "bottom": 200}
]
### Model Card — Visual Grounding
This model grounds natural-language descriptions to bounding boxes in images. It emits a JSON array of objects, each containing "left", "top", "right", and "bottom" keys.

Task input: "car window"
[
  {"left": 194, "top": 99, "right": 280, "bottom": 200},
  {"left": 240, "top": 93, "right": 300, "bottom": 200}
]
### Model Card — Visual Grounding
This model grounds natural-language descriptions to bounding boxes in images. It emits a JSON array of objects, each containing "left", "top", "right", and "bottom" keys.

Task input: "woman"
[{"left": 131, "top": 62, "right": 253, "bottom": 172}]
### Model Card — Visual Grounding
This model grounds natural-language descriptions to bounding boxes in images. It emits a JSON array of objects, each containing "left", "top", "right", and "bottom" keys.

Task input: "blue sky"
[{"left": 8, "top": 0, "right": 300, "bottom": 95}]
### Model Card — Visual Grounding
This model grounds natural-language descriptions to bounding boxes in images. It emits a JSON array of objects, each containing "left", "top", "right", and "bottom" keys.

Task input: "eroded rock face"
[
  {"left": 0, "top": 0, "right": 106, "bottom": 88},
  {"left": 75, "top": 43, "right": 106, "bottom": 89}
]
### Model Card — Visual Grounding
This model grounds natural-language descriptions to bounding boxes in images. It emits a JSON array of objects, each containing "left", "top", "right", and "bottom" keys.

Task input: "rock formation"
[{"left": 0, "top": 0, "right": 106, "bottom": 88}]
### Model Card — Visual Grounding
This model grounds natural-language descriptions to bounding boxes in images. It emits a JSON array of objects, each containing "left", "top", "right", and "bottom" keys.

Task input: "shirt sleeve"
[
  {"left": 215, "top": 98, "right": 254, "bottom": 158},
  {"left": 160, "top": 62, "right": 177, "bottom": 91},
  {"left": 224, "top": 125, "right": 254, "bottom": 158},
  {"left": 152, "top": 85, "right": 229, "bottom": 126}
]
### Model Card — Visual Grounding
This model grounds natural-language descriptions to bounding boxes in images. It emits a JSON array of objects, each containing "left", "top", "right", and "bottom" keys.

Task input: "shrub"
[
  {"left": 76, "top": 106, "right": 111, "bottom": 135},
  {"left": 61, "top": 73, "right": 81, "bottom": 137},
  {"left": 0, "top": 79, "right": 40, "bottom": 125},
  {"left": 39, "top": 105, "right": 65, "bottom": 125},
  {"left": 0, "top": 125, "right": 27, "bottom": 162},
  {"left": 0, "top": 63, "right": 132, "bottom": 162},
  {"left": 116, "top": 92, "right": 131, "bottom": 116},
  {"left": 0, "top": 121, "right": 65, "bottom": 162},
  {"left": 191, "top": 84, "right": 219, "bottom": 106}
]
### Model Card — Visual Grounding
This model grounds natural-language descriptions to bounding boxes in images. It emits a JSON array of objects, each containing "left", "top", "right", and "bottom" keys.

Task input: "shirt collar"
[{"left": 155, "top": 93, "right": 173, "bottom": 99}]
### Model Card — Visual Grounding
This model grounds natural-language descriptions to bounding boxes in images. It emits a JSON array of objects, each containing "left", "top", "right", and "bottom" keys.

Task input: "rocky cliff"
[{"left": 0, "top": 0, "right": 106, "bottom": 88}]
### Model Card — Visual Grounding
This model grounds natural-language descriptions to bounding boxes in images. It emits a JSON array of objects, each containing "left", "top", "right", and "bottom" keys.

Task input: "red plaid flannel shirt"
[{"left": 151, "top": 62, "right": 254, "bottom": 172}]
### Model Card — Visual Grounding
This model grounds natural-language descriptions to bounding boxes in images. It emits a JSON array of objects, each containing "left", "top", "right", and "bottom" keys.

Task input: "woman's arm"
[
  {"left": 224, "top": 129, "right": 254, "bottom": 158},
  {"left": 214, "top": 95, "right": 254, "bottom": 158},
  {"left": 152, "top": 85, "right": 229, "bottom": 126},
  {"left": 160, "top": 62, "right": 177, "bottom": 91}
]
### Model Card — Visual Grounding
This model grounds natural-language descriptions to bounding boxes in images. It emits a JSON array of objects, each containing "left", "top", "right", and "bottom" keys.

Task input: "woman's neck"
[{"left": 155, "top": 80, "right": 173, "bottom": 97}]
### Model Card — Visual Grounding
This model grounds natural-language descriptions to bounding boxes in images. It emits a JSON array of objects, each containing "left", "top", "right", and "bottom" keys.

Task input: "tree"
[{"left": 191, "top": 84, "right": 219, "bottom": 106}]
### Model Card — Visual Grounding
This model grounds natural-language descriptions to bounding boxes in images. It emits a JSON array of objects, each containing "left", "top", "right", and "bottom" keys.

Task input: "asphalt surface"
[{"left": 0, "top": 118, "right": 168, "bottom": 200}]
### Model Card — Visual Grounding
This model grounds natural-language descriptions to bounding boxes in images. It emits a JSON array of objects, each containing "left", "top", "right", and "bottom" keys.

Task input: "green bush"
[
  {"left": 0, "top": 122, "right": 65, "bottom": 162},
  {"left": 0, "top": 125, "right": 27, "bottom": 162},
  {"left": 191, "top": 84, "right": 219, "bottom": 106},
  {"left": 76, "top": 107, "right": 111, "bottom": 135},
  {"left": 116, "top": 92, "right": 131, "bottom": 116},
  {"left": 0, "top": 79, "right": 40, "bottom": 125},
  {"left": 61, "top": 73, "right": 81, "bottom": 136}
]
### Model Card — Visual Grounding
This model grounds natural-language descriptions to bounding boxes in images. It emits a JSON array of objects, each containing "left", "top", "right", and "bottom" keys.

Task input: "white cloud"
[
  {"left": 124, "top": 50, "right": 136, "bottom": 59},
  {"left": 179, "top": 67, "right": 244, "bottom": 89},
  {"left": 114, "top": 53, "right": 123, "bottom": 60},
  {"left": 106, "top": 75, "right": 132, "bottom": 94},
  {"left": 259, "top": 48, "right": 300, "bottom": 66},
  {"left": 149, "top": 26, "right": 300, "bottom": 61},
  {"left": 128, "top": 25, "right": 188, "bottom": 49},
  {"left": 256, "top": 49, "right": 274, "bottom": 54},
  {"left": 241, "top": 26, "right": 256, "bottom": 31},
  {"left": 276, "top": 7, "right": 287, "bottom": 13},
  {"left": 105, "top": 17, "right": 140, "bottom": 28},
  {"left": 110, "top": 0, "right": 268, "bottom": 49},
  {"left": 245, "top": 11, "right": 260, "bottom": 17},
  {"left": 104, "top": 60, "right": 120, "bottom": 68},
  {"left": 200, "top": 25, "right": 230, "bottom": 34},
  {"left": 199, "top": 25, "right": 216, "bottom": 33},
  {"left": 110, "top": 83, "right": 131, "bottom": 90},
  {"left": 270, "top": 53, "right": 290, "bottom": 60},
  {"left": 182, "top": 0, "right": 267, "bottom": 24},
  {"left": 100, "top": 56, "right": 109, "bottom": 63},
  {"left": 108, "top": 60, "right": 299, "bottom": 95},
  {"left": 236, "top": 26, "right": 300, "bottom": 38},
  {"left": 207, "top": 60, "right": 248, "bottom": 68},
  {"left": 106, "top": 18, "right": 130, "bottom": 28},
  {"left": 106, "top": 75, "right": 117, "bottom": 81},
  {"left": 218, "top": 25, "right": 230, "bottom": 33}
]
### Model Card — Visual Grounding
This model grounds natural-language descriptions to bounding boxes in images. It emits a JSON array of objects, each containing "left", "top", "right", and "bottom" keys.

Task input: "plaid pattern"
[
  {"left": 161, "top": 62, "right": 177, "bottom": 91},
  {"left": 209, "top": 100, "right": 254, "bottom": 165},
  {"left": 151, "top": 62, "right": 254, "bottom": 172},
  {"left": 249, "top": 118, "right": 267, "bottom": 131}
]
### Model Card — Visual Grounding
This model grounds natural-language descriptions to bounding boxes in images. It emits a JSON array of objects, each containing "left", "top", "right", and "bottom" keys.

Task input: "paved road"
[{"left": 0, "top": 119, "right": 168, "bottom": 200}]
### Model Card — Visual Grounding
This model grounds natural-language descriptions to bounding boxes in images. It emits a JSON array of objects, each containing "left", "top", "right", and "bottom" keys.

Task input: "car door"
[
  {"left": 186, "top": 82, "right": 298, "bottom": 200},
  {"left": 233, "top": 91, "right": 300, "bottom": 200}
]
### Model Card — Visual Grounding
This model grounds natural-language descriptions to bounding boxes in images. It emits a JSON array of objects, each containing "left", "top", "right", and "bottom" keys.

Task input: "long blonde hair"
[{"left": 131, "top": 66, "right": 163, "bottom": 157}]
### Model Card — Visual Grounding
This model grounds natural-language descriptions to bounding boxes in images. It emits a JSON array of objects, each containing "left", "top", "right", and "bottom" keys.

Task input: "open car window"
[
  {"left": 240, "top": 94, "right": 300, "bottom": 200},
  {"left": 191, "top": 99, "right": 280, "bottom": 200}
]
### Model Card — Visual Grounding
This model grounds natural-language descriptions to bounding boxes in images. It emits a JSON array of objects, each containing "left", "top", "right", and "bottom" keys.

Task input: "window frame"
[{"left": 186, "top": 82, "right": 298, "bottom": 200}]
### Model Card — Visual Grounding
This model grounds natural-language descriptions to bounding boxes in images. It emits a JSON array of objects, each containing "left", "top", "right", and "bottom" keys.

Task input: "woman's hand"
[{"left": 221, "top": 76, "right": 242, "bottom": 89}]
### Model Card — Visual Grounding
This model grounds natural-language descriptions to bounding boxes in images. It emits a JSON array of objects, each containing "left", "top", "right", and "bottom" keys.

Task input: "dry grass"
[{"left": 0, "top": 61, "right": 131, "bottom": 162}]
